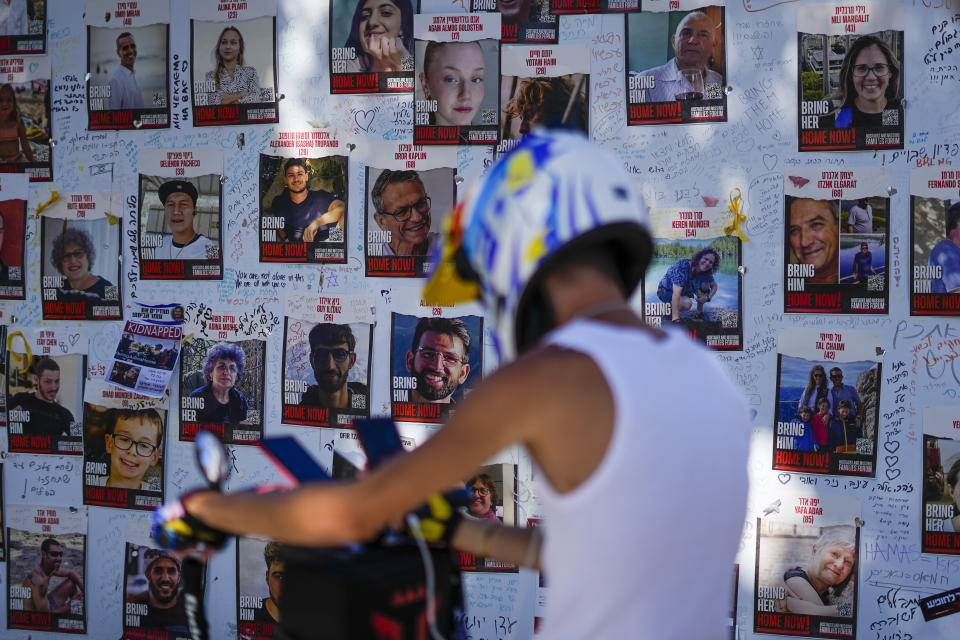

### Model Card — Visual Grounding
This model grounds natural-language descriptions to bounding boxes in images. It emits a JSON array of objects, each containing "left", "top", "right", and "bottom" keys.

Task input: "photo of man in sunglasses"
[{"left": 298, "top": 323, "right": 368, "bottom": 411}]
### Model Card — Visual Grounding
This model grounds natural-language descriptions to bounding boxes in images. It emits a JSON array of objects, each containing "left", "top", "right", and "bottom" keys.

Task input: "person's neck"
[
  {"left": 854, "top": 94, "right": 886, "bottom": 114},
  {"left": 543, "top": 267, "right": 641, "bottom": 329},
  {"left": 68, "top": 273, "right": 97, "bottom": 291},
  {"left": 288, "top": 188, "right": 308, "bottom": 204},
  {"left": 173, "top": 230, "right": 197, "bottom": 245},
  {"left": 265, "top": 598, "right": 280, "bottom": 621},
  {"left": 391, "top": 237, "right": 427, "bottom": 256},
  {"left": 311, "top": 383, "right": 349, "bottom": 408},
  {"left": 122, "top": 62, "right": 134, "bottom": 72},
  {"left": 806, "top": 572, "right": 829, "bottom": 595},
  {"left": 34, "top": 391, "right": 53, "bottom": 404},
  {"left": 212, "top": 386, "right": 231, "bottom": 405},
  {"left": 949, "top": 232, "right": 960, "bottom": 249},
  {"left": 224, "top": 60, "right": 237, "bottom": 76}
]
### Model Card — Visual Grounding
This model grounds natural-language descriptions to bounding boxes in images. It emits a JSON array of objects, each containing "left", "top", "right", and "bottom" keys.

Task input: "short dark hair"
[
  {"left": 798, "top": 405, "right": 813, "bottom": 417},
  {"left": 411, "top": 317, "right": 471, "bottom": 358},
  {"left": 202, "top": 342, "right": 245, "bottom": 385},
  {"left": 837, "top": 399, "right": 852, "bottom": 410},
  {"left": 51, "top": 227, "right": 96, "bottom": 275},
  {"left": 41, "top": 538, "right": 61, "bottom": 553},
  {"left": 371, "top": 170, "right": 426, "bottom": 214},
  {"left": 466, "top": 473, "right": 499, "bottom": 506},
  {"left": 105, "top": 408, "right": 164, "bottom": 445},
  {"left": 116, "top": 32, "right": 134, "bottom": 49},
  {"left": 283, "top": 158, "right": 309, "bottom": 175},
  {"left": 34, "top": 357, "right": 60, "bottom": 377},
  {"left": 946, "top": 202, "right": 960, "bottom": 237},
  {"left": 308, "top": 323, "right": 356, "bottom": 352},
  {"left": 264, "top": 541, "right": 284, "bottom": 568},
  {"left": 144, "top": 551, "right": 180, "bottom": 574}
]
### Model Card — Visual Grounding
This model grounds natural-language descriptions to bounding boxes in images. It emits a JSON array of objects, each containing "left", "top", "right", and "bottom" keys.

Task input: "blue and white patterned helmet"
[{"left": 423, "top": 130, "right": 652, "bottom": 362}]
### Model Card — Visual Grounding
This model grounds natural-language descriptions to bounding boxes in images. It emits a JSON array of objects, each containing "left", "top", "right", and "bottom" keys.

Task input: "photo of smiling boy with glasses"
[{"left": 83, "top": 392, "right": 167, "bottom": 510}]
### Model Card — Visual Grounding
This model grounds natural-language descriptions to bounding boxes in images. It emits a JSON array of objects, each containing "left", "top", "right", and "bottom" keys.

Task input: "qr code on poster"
[
  {"left": 480, "top": 109, "right": 497, "bottom": 125},
  {"left": 401, "top": 55, "right": 414, "bottom": 72},
  {"left": 856, "top": 438, "right": 873, "bottom": 456},
  {"left": 867, "top": 274, "right": 885, "bottom": 291},
  {"left": 328, "top": 226, "right": 344, "bottom": 242},
  {"left": 721, "top": 312, "right": 738, "bottom": 328},
  {"left": 705, "top": 83, "right": 723, "bottom": 100},
  {"left": 882, "top": 109, "right": 899, "bottom": 126},
  {"left": 205, "top": 244, "right": 220, "bottom": 260},
  {"left": 105, "top": 286, "right": 118, "bottom": 300}
]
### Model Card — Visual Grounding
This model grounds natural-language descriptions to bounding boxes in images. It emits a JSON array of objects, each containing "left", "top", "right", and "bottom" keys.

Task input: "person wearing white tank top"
[{"left": 170, "top": 131, "right": 751, "bottom": 638}]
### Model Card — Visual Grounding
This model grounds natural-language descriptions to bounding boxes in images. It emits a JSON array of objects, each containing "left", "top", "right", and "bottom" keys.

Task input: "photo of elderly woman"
[
  {"left": 414, "top": 36, "right": 499, "bottom": 144},
  {"left": 797, "top": 2, "right": 903, "bottom": 151},
  {"left": 179, "top": 337, "right": 265, "bottom": 444},
  {"left": 755, "top": 515, "right": 860, "bottom": 638},
  {"left": 41, "top": 217, "right": 121, "bottom": 320},
  {"left": 329, "top": 0, "right": 415, "bottom": 93},
  {"left": 191, "top": 14, "right": 277, "bottom": 125}
]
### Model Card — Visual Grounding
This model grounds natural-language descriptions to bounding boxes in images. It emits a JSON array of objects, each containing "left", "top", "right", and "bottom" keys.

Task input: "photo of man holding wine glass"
[{"left": 625, "top": 3, "right": 727, "bottom": 126}]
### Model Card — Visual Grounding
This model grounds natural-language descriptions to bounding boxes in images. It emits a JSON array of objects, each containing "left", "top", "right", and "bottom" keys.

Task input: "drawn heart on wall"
[
  {"left": 762, "top": 154, "right": 777, "bottom": 171},
  {"left": 884, "top": 455, "right": 899, "bottom": 468},
  {"left": 354, "top": 110, "right": 375, "bottom": 132},
  {"left": 777, "top": 473, "right": 791, "bottom": 484},
  {"left": 885, "top": 468, "right": 901, "bottom": 481},
  {"left": 883, "top": 440, "right": 900, "bottom": 454},
  {"left": 69, "top": 333, "right": 80, "bottom": 346}
]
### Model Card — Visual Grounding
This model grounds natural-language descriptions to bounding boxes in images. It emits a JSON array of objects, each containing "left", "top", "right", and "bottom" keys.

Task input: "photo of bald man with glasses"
[{"left": 365, "top": 166, "right": 455, "bottom": 276}]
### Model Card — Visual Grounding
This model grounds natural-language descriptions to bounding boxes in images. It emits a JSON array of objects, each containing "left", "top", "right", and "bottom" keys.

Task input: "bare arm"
[
  {"left": 185, "top": 347, "right": 607, "bottom": 550},
  {"left": 25, "top": 574, "right": 48, "bottom": 612},
  {"left": 451, "top": 519, "right": 541, "bottom": 570},
  {"left": 18, "top": 118, "right": 34, "bottom": 162},
  {"left": 670, "top": 284, "right": 683, "bottom": 321},
  {"left": 303, "top": 200, "right": 345, "bottom": 242},
  {"left": 784, "top": 576, "right": 842, "bottom": 616}
]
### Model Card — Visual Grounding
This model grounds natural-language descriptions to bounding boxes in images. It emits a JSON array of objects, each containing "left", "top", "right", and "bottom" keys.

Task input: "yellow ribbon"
[
  {"left": 35, "top": 191, "right": 60, "bottom": 215},
  {"left": 723, "top": 188, "right": 748, "bottom": 242}
]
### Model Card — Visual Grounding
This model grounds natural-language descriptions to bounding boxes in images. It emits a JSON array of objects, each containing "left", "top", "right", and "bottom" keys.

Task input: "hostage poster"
[
  {"left": 641, "top": 203, "right": 742, "bottom": 349},
  {"left": 281, "top": 294, "right": 374, "bottom": 429},
  {"left": 797, "top": 0, "right": 903, "bottom": 152},
  {"left": 773, "top": 327, "right": 881, "bottom": 476},
  {"left": 363, "top": 144, "right": 457, "bottom": 277},
  {"left": 754, "top": 494, "right": 860, "bottom": 638},
  {"left": 626, "top": 2, "right": 726, "bottom": 126},
  {"left": 910, "top": 166, "right": 960, "bottom": 315},
  {"left": 783, "top": 166, "right": 890, "bottom": 314}
]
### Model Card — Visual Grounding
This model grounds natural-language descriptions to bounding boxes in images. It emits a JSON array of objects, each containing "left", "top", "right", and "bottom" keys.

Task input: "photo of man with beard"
[
  {"left": 128, "top": 550, "right": 189, "bottom": 635},
  {"left": 298, "top": 323, "right": 368, "bottom": 411},
  {"left": 404, "top": 317, "right": 472, "bottom": 404}
]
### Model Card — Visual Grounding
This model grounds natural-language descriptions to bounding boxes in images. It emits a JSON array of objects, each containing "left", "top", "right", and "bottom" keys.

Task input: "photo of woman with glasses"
[
  {"left": 465, "top": 473, "right": 502, "bottom": 523},
  {"left": 828, "top": 35, "right": 901, "bottom": 129},
  {"left": 50, "top": 227, "right": 114, "bottom": 303}
]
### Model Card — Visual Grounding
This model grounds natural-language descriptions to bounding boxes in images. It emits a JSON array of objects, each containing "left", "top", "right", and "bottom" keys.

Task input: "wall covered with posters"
[{"left": 0, "top": 0, "right": 958, "bottom": 638}]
